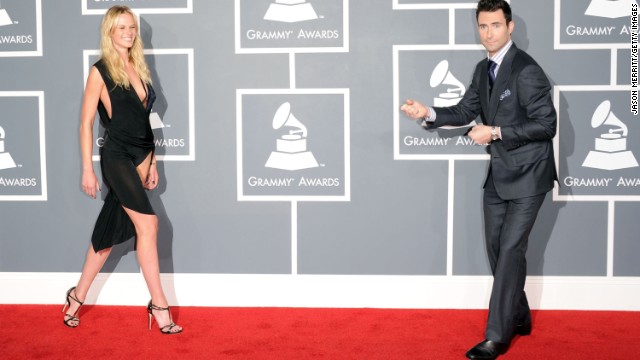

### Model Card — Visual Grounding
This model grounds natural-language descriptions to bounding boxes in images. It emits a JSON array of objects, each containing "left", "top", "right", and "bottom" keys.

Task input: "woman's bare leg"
[
  {"left": 124, "top": 152, "right": 181, "bottom": 333},
  {"left": 64, "top": 247, "right": 112, "bottom": 325}
]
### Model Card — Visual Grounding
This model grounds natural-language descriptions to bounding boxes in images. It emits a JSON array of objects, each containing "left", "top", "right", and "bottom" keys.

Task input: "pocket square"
[{"left": 499, "top": 89, "right": 511, "bottom": 101}]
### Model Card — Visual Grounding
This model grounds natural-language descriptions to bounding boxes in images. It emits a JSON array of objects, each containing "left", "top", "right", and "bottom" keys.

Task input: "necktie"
[{"left": 488, "top": 60, "right": 497, "bottom": 89}]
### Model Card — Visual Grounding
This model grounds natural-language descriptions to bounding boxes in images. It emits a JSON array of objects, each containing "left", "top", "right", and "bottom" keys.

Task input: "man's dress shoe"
[{"left": 465, "top": 339, "right": 509, "bottom": 359}]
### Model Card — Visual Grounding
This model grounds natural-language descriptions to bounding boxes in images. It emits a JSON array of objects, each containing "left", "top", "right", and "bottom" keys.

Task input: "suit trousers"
[{"left": 483, "top": 174, "right": 546, "bottom": 344}]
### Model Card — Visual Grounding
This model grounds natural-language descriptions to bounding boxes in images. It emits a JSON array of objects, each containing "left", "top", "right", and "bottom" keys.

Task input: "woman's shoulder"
[
  {"left": 91, "top": 59, "right": 112, "bottom": 84},
  {"left": 93, "top": 58, "right": 106, "bottom": 72}
]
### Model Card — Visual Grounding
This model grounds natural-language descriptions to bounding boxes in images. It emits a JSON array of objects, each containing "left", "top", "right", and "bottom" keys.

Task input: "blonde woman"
[{"left": 62, "top": 5, "right": 182, "bottom": 334}]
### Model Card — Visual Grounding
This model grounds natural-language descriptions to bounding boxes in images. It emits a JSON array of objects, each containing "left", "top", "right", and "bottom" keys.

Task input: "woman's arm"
[{"left": 79, "top": 66, "right": 104, "bottom": 199}]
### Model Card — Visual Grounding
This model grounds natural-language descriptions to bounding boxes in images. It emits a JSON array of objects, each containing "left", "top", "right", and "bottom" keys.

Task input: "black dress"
[{"left": 90, "top": 59, "right": 157, "bottom": 252}]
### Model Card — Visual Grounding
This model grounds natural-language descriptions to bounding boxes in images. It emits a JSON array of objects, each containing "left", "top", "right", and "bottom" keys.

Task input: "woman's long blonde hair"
[{"left": 99, "top": 6, "right": 151, "bottom": 88}]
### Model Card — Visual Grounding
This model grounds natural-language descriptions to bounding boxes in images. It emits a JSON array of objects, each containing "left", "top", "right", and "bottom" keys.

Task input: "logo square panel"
[
  {"left": 235, "top": 0, "right": 348, "bottom": 53},
  {"left": 84, "top": 49, "right": 195, "bottom": 162},
  {"left": 555, "top": 86, "right": 640, "bottom": 200},
  {"left": 237, "top": 89, "right": 350, "bottom": 201},
  {"left": 0, "top": 92, "right": 47, "bottom": 201},
  {"left": 82, "top": 0, "right": 192, "bottom": 15},
  {"left": 555, "top": 0, "right": 636, "bottom": 49},
  {"left": 395, "top": 46, "right": 489, "bottom": 159},
  {"left": 0, "top": 0, "right": 42, "bottom": 57}
]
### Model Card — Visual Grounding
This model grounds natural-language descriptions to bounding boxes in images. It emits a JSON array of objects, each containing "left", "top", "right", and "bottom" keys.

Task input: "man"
[{"left": 401, "top": 1, "right": 557, "bottom": 359}]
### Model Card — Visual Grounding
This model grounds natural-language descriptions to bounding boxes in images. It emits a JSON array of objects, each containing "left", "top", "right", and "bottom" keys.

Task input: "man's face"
[{"left": 477, "top": 9, "right": 514, "bottom": 57}]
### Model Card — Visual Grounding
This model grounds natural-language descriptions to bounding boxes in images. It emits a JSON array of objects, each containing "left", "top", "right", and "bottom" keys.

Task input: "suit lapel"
[{"left": 487, "top": 44, "right": 517, "bottom": 124}]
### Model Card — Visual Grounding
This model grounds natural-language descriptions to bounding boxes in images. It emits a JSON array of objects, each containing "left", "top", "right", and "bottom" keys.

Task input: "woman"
[{"left": 62, "top": 5, "right": 182, "bottom": 334}]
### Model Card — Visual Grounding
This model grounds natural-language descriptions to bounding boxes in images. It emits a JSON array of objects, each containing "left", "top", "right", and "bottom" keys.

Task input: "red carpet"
[{"left": 1, "top": 306, "right": 638, "bottom": 359}]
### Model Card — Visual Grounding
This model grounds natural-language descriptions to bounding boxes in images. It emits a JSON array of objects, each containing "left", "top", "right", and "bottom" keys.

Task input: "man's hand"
[
  {"left": 400, "top": 99, "right": 429, "bottom": 120},
  {"left": 467, "top": 124, "right": 493, "bottom": 145}
]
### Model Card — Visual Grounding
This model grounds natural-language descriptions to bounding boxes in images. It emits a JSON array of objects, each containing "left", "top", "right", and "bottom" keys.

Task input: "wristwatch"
[{"left": 491, "top": 126, "right": 499, "bottom": 141}]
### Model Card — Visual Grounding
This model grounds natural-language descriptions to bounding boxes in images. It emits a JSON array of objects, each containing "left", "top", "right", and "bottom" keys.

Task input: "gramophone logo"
[
  {"left": 582, "top": 100, "right": 639, "bottom": 170},
  {"left": 0, "top": 126, "right": 17, "bottom": 170},
  {"left": 430, "top": 60, "right": 466, "bottom": 107},
  {"left": 149, "top": 112, "right": 165, "bottom": 129},
  {"left": 429, "top": 60, "right": 474, "bottom": 128},
  {"left": 0, "top": 1, "right": 13, "bottom": 27},
  {"left": 585, "top": 0, "right": 638, "bottom": 18},
  {"left": 265, "top": 102, "right": 319, "bottom": 171},
  {"left": 264, "top": 0, "right": 318, "bottom": 23}
]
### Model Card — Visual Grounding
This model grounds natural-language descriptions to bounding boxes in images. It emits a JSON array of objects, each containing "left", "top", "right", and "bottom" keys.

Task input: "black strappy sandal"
[
  {"left": 147, "top": 300, "right": 182, "bottom": 334},
  {"left": 62, "top": 286, "right": 84, "bottom": 328}
]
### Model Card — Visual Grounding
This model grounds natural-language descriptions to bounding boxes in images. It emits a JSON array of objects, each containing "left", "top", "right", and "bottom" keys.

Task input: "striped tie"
[{"left": 488, "top": 60, "right": 497, "bottom": 90}]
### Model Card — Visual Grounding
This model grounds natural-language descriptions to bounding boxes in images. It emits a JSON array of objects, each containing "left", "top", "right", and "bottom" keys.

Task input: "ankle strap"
[
  {"left": 69, "top": 288, "right": 84, "bottom": 305},
  {"left": 148, "top": 302, "right": 170, "bottom": 311}
]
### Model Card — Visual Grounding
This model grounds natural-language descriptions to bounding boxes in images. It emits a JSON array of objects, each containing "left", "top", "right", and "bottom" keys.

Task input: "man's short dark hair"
[{"left": 476, "top": 0, "right": 512, "bottom": 23}]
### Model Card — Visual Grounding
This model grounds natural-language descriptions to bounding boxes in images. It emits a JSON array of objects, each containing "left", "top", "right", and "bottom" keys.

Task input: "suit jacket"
[{"left": 430, "top": 44, "right": 558, "bottom": 200}]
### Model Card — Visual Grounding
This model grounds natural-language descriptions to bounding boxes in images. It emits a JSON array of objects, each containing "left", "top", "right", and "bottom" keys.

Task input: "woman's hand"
[
  {"left": 145, "top": 162, "right": 159, "bottom": 190},
  {"left": 82, "top": 170, "right": 101, "bottom": 199}
]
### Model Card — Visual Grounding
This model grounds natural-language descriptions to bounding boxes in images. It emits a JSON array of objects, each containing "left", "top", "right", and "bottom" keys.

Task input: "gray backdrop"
[{"left": 0, "top": 0, "right": 638, "bottom": 291}]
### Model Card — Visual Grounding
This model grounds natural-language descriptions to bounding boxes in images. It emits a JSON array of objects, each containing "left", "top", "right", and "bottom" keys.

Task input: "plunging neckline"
[
  {"left": 130, "top": 77, "right": 148, "bottom": 108},
  {"left": 125, "top": 62, "right": 147, "bottom": 107},
  {"left": 136, "top": 81, "right": 148, "bottom": 109}
]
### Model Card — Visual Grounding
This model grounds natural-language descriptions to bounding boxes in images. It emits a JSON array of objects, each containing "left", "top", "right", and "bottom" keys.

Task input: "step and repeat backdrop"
[{"left": 0, "top": 0, "right": 638, "bottom": 309}]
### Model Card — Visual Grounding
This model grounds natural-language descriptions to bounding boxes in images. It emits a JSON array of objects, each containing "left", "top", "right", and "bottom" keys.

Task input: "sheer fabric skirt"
[{"left": 90, "top": 150, "right": 154, "bottom": 252}]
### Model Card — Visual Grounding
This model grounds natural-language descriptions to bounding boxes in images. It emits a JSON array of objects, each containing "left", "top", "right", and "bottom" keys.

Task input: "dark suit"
[{"left": 428, "top": 43, "right": 557, "bottom": 343}]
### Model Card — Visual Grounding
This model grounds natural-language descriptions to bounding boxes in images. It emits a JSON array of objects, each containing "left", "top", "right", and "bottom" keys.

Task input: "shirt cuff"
[{"left": 419, "top": 107, "right": 436, "bottom": 127}]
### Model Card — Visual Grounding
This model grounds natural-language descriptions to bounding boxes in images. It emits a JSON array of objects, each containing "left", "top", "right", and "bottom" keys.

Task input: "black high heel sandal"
[
  {"left": 62, "top": 286, "right": 84, "bottom": 328},
  {"left": 147, "top": 300, "right": 182, "bottom": 334}
]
